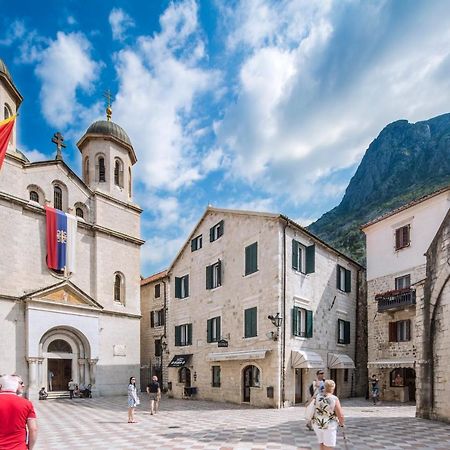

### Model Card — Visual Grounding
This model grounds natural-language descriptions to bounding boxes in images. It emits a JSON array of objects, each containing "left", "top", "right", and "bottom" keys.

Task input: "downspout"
[
  {"left": 352, "top": 268, "right": 361, "bottom": 398},
  {"left": 281, "top": 219, "right": 288, "bottom": 407},
  {"left": 162, "top": 278, "right": 167, "bottom": 389}
]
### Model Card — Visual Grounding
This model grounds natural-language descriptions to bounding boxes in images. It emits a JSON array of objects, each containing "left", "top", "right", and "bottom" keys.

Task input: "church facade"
[{"left": 0, "top": 59, "right": 143, "bottom": 399}]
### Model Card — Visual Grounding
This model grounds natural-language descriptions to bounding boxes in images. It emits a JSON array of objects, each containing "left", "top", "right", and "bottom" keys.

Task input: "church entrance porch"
[{"left": 48, "top": 358, "right": 72, "bottom": 391}]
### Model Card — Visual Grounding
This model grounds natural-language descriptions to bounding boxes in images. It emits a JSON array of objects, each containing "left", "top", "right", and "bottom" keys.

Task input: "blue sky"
[{"left": 2, "top": 0, "right": 450, "bottom": 276}]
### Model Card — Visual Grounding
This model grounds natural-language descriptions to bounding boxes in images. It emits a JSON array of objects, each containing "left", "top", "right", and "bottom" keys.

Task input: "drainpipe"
[
  {"left": 281, "top": 219, "right": 288, "bottom": 407},
  {"left": 162, "top": 278, "right": 167, "bottom": 389},
  {"left": 352, "top": 268, "right": 361, "bottom": 398}
]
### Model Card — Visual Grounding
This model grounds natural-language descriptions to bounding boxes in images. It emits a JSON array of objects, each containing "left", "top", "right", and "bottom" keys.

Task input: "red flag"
[{"left": 0, "top": 115, "right": 16, "bottom": 170}]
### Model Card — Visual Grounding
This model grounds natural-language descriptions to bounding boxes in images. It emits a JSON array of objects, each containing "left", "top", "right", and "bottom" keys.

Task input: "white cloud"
[
  {"left": 34, "top": 32, "right": 103, "bottom": 130},
  {"left": 141, "top": 236, "right": 185, "bottom": 268},
  {"left": 22, "top": 148, "right": 48, "bottom": 162},
  {"left": 109, "top": 8, "right": 135, "bottom": 42},
  {"left": 113, "top": 0, "right": 220, "bottom": 191}
]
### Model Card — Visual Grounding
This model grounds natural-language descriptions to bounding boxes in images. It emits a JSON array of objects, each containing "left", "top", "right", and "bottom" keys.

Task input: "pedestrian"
[
  {"left": 0, "top": 375, "right": 38, "bottom": 450},
  {"left": 306, "top": 369, "right": 325, "bottom": 431},
  {"left": 146, "top": 375, "right": 161, "bottom": 415},
  {"left": 38, "top": 387, "right": 48, "bottom": 400},
  {"left": 127, "top": 376, "right": 139, "bottom": 423},
  {"left": 68, "top": 379, "right": 76, "bottom": 399},
  {"left": 370, "top": 374, "right": 380, "bottom": 404},
  {"left": 48, "top": 371, "right": 54, "bottom": 392},
  {"left": 312, "top": 379, "right": 344, "bottom": 450}
]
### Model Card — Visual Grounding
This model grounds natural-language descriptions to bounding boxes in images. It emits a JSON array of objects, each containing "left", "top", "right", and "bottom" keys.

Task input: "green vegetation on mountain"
[{"left": 308, "top": 113, "right": 450, "bottom": 265}]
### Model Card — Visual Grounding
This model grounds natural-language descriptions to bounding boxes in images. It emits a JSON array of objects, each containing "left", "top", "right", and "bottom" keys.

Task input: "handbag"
[
  {"left": 135, "top": 397, "right": 140, "bottom": 406},
  {"left": 304, "top": 398, "right": 316, "bottom": 421}
]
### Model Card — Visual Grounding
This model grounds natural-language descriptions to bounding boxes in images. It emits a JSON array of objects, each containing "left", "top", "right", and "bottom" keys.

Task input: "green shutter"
[
  {"left": 245, "top": 243, "right": 258, "bottom": 275},
  {"left": 245, "top": 245, "right": 251, "bottom": 275},
  {"left": 218, "top": 220, "right": 224, "bottom": 238},
  {"left": 344, "top": 321, "right": 351, "bottom": 344},
  {"left": 253, "top": 242, "right": 258, "bottom": 273},
  {"left": 244, "top": 308, "right": 251, "bottom": 337},
  {"left": 206, "top": 265, "right": 212, "bottom": 289},
  {"left": 217, "top": 317, "right": 221, "bottom": 341},
  {"left": 217, "top": 260, "right": 222, "bottom": 286},
  {"left": 336, "top": 265, "right": 341, "bottom": 289},
  {"left": 191, "top": 238, "right": 195, "bottom": 251},
  {"left": 305, "top": 244, "right": 315, "bottom": 274},
  {"left": 210, "top": 226, "right": 215, "bottom": 242},
  {"left": 252, "top": 307, "right": 257, "bottom": 337},
  {"left": 150, "top": 311, "right": 154, "bottom": 328},
  {"left": 292, "top": 240, "right": 299, "bottom": 271},
  {"left": 175, "top": 277, "right": 181, "bottom": 298},
  {"left": 305, "top": 310, "right": 313, "bottom": 338},
  {"left": 245, "top": 308, "right": 257, "bottom": 337},
  {"left": 345, "top": 269, "right": 351, "bottom": 293},
  {"left": 187, "top": 323, "right": 192, "bottom": 345},
  {"left": 207, "top": 319, "right": 212, "bottom": 343},
  {"left": 175, "top": 326, "right": 181, "bottom": 346},
  {"left": 292, "top": 307, "right": 298, "bottom": 336},
  {"left": 184, "top": 275, "right": 189, "bottom": 297}
]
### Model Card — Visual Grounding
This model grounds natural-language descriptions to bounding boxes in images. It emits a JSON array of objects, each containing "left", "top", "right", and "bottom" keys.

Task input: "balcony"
[{"left": 375, "top": 288, "right": 416, "bottom": 312}]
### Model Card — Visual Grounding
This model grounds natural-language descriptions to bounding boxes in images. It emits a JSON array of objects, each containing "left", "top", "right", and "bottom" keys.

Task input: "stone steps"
[{"left": 47, "top": 391, "right": 70, "bottom": 399}]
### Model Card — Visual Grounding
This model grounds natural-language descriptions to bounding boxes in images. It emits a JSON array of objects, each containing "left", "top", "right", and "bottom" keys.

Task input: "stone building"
[
  {"left": 362, "top": 186, "right": 450, "bottom": 403},
  {"left": 140, "top": 270, "right": 169, "bottom": 390},
  {"left": 163, "top": 207, "right": 365, "bottom": 408},
  {"left": 416, "top": 207, "right": 450, "bottom": 422},
  {"left": 0, "top": 59, "right": 143, "bottom": 399}
]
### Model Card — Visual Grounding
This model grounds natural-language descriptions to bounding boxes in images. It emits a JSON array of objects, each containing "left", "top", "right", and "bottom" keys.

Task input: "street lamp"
[{"left": 267, "top": 313, "right": 283, "bottom": 340}]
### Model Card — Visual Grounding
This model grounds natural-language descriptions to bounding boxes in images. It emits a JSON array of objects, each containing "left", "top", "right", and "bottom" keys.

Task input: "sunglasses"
[{"left": 18, "top": 381, "right": 24, "bottom": 386}]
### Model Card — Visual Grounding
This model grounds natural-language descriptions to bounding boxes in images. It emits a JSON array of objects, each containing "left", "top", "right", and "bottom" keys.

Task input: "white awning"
[
  {"left": 327, "top": 353, "right": 355, "bottom": 369},
  {"left": 368, "top": 358, "right": 415, "bottom": 369},
  {"left": 207, "top": 349, "right": 270, "bottom": 362},
  {"left": 291, "top": 350, "right": 325, "bottom": 369}
]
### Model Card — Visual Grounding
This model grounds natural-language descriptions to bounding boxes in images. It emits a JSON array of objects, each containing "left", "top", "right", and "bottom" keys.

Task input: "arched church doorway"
[
  {"left": 47, "top": 339, "right": 72, "bottom": 391},
  {"left": 243, "top": 365, "right": 260, "bottom": 403}
]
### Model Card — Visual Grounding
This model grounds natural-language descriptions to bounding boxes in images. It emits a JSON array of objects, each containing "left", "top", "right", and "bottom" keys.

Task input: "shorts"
[
  {"left": 148, "top": 393, "right": 158, "bottom": 401},
  {"left": 312, "top": 424, "right": 337, "bottom": 447}
]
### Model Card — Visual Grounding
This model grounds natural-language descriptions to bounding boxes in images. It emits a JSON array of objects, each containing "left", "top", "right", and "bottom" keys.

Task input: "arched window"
[
  {"left": 98, "top": 157, "right": 106, "bottom": 182},
  {"left": 29, "top": 191, "right": 39, "bottom": 202},
  {"left": 84, "top": 157, "right": 90, "bottom": 184},
  {"left": 54, "top": 186, "right": 63, "bottom": 210},
  {"left": 114, "top": 272, "right": 125, "bottom": 303},
  {"left": 4, "top": 103, "right": 12, "bottom": 120},
  {"left": 128, "top": 167, "right": 132, "bottom": 197},
  {"left": 114, "top": 159, "right": 124, "bottom": 187},
  {"left": 48, "top": 339, "right": 72, "bottom": 353},
  {"left": 76, "top": 207, "right": 84, "bottom": 219}
]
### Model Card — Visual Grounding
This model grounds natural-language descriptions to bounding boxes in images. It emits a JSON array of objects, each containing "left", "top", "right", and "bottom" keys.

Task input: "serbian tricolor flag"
[
  {"left": 45, "top": 206, "right": 77, "bottom": 273},
  {"left": 0, "top": 115, "right": 16, "bottom": 170}
]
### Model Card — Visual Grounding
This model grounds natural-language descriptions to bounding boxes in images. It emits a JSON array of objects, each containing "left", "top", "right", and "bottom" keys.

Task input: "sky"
[{"left": 2, "top": 0, "right": 450, "bottom": 276}]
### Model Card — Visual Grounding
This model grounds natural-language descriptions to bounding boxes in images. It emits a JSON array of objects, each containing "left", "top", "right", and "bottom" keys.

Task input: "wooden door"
[
  {"left": 295, "top": 369, "right": 303, "bottom": 404},
  {"left": 48, "top": 359, "right": 72, "bottom": 391},
  {"left": 243, "top": 366, "right": 252, "bottom": 402}
]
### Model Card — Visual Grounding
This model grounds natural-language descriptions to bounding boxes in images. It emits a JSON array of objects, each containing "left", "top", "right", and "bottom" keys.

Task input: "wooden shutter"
[
  {"left": 160, "top": 309, "right": 165, "bottom": 326},
  {"left": 217, "top": 260, "right": 222, "bottom": 286},
  {"left": 217, "top": 317, "right": 221, "bottom": 341},
  {"left": 336, "top": 265, "right": 341, "bottom": 289},
  {"left": 345, "top": 269, "right": 352, "bottom": 293},
  {"left": 344, "top": 321, "right": 351, "bottom": 344},
  {"left": 175, "top": 277, "right": 181, "bottom": 298},
  {"left": 306, "top": 310, "right": 313, "bottom": 338},
  {"left": 206, "top": 265, "right": 212, "bottom": 289},
  {"left": 252, "top": 243, "right": 258, "bottom": 273},
  {"left": 150, "top": 311, "right": 155, "bottom": 328},
  {"left": 191, "top": 238, "right": 196, "bottom": 251},
  {"left": 245, "top": 245, "right": 251, "bottom": 275},
  {"left": 406, "top": 320, "right": 411, "bottom": 341},
  {"left": 187, "top": 323, "right": 193, "bottom": 345},
  {"left": 184, "top": 275, "right": 189, "bottom": 297},
  {"left": 395, "top": 228, "right": 401, "bottom": 249},
  {"left": 403, "top": 226, "right": 410, "bottom": 247},
  {"left": 245, "top": 308, "right": 251, "bottom": 337},
  {"left": 207, "top": 319, "right": 212, "bottom": 343},
  {"left": 252, "top": 307, "right": 257, "bottom": 337},
  {"left": 175, "top": 326, "right": 181, "bottom": 346},
  {"left": 292, "top": 307, "right": 298, "bottom": 336},
  {"left": 210, "top": 226, "right": 215, "bottom": 242},
  {"left": 389, "top": 322, "right": 397, "bottom": 342},
  {"left": 292, "top": 240, "right": 299, "bottom": 271},
  {"left": 218, "top": 220, "right": 224, "bottom": 238},
  {"left": 305, "top": 244, "right": 315, "bottom": 274},
  {"left": 245, "top": 308, "right": 257, "bottom": 337}
]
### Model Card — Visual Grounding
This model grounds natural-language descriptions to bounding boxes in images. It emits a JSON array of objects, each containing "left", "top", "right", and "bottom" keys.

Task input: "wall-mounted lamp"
[
  {"left": 161, "top": 337, "right": 168, "bottom": 354},
  {"left": 267, "top": 313, "right": 283, "bottom": 340}
]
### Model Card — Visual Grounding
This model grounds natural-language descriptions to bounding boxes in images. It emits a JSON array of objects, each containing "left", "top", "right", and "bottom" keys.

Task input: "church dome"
[{"left": 85, "top": 120, "right": 132, "bottom": 147}]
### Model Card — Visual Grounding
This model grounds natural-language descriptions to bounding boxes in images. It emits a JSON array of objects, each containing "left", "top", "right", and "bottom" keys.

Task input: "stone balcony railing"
[{"left": 375, "top": 288, "right": 416, "bottom": 312}]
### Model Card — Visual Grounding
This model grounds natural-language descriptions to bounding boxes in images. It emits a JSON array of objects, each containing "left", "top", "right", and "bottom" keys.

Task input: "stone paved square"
[{"left": 34, "top": 396, "right": 450, "bottom": 449}]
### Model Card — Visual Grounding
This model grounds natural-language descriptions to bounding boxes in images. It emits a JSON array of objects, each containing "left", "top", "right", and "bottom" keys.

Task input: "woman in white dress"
[
  {"left": 312, "top": 379, "right": 345, "bottom": 449},
  {"left": 127, "top": 376, "right": 139, "bottom": 423}
]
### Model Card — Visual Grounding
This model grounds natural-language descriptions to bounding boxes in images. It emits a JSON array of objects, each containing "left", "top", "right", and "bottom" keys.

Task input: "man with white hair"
[{"left": 0, "top": 374, "right": 38, "bottom": 450}]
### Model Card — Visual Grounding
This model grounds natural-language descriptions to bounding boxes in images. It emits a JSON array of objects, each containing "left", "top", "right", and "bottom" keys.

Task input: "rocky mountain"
[{"left": 308, "top": 113, "right": 450, "bottom": 264}]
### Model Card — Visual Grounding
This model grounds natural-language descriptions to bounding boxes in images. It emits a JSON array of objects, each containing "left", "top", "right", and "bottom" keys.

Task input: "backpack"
[{"left": 309, "top": 383, "right": 315, "bottom": 397}]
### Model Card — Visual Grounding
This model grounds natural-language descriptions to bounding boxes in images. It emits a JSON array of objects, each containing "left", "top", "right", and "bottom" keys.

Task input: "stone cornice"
[{"left": 93, "top": 190, "right": 143, "bottom": 213}]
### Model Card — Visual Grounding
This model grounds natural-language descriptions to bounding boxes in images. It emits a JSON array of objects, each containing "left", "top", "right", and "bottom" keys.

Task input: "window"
[
  {"left": 150, "top": 309, "right": 165, "bottom": 328},
  {"left": 114, "top": 273, "right": 125, "bottom": 303},
  {"left": 191, "top": 235, "right": 203, "bottom": 251},
  {"left": 4, "top": 103, "right": 12, "bottom": 119},
  {"left": 395, "top": 274, "right": 411, "bottom": 290},
  {"left": 76, "top": 208, "right": 84, "bottom": 219},
  {"left": 210, "top": 220, "right": 224, "bottom": 242},
  {"left": 175, "top": 275, "right": 189, "bottom": 299},
  {"left": 98, "top": 157, "right": 106, "bottom": 182},
  {"left": 175, "top": 323, "right": 192, "bottom": 346},
  {"left": 84, "top": 157, "right": 90, "bottom": 184},
  {"left": 292, "top": 240, "right": 315, "bottom": 273},
  {"left": 344, "top": 369, "right": 349, "bottom": 383},
  {"left": 244, "top": 307, "right": 257, "bottom": 338},
  {"left": 155, "top": 283, "right": 161, "bottom": 298},
  {"left": 395, "top": 225, "right": 410, "bottom": 250},
  {"left": 29, "top": 191, "right": 39, "bottom": 202},
  {"left": 337, "top": 319, "right": 351, "bottom": 344},
  {"left": 212, "top": 366, "right": 221, "bottom": 387},
  {"left": 48, "top": 339, "right": 72, "bottom": 353},
  {"left": 337, "top": 265, "right": 351, "bottom": 292},
  {"left": 245, "top": 242, "right": 258, "bottom": 275},
  {"left": 154, "top": 339, "right": 162, "bottom": 357},
  {"left": 292, "top": 306, "right": 313, "bottom": 338},
  {"left": 389, "top": 320, "right": 411, "bottom": 342},
  {"left": 54, "top": 186, "right": 63, "bottom": 210},
  {"left": 389, "top": 368, "right": 412, "bottom": 387},
  {"left": 207, "top": 316, "right": 221, "bottom": 343},
  {"left": 128, "top": 167, "right": 132, "bottom": 196},
  {"left": 206, "top": 261, "right": 222, "bottom": 289},
  {"left": 114, "top": 159, "right": 124, "bottom": 187},
  {"left": 178, "top": 367, "right": 190, "bottom": 384}
]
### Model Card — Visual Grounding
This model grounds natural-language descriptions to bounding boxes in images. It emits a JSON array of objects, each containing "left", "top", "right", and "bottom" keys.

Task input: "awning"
[
  {"left": 207, "top": 349, "right": 269, "bottom": 362},
  {"left": 368, "top": 358, "right": 415, "bottom": 369},
  {"left": 168, "top": 354, "right": 192, "bottom": 368},
  {"left": 327, "top": 353, "right": 355, "bottom": 369},
  {"left": 291, "top": 350, "right": 325, "bottom": 369}
]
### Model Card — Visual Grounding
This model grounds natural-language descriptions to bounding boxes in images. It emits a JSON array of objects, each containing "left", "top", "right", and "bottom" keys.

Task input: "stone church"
[{"left": 0, "top": 59, "right": 143, "bottom": 399}]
